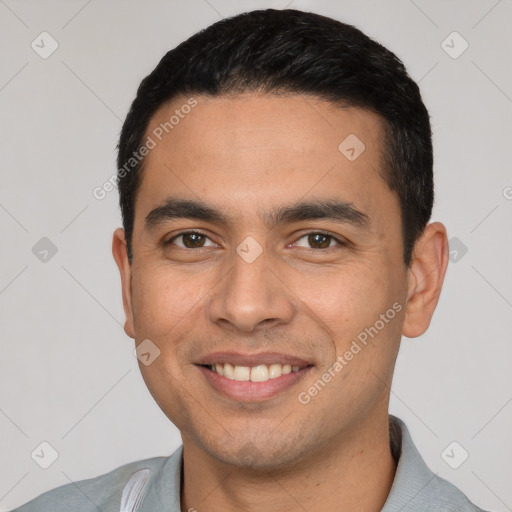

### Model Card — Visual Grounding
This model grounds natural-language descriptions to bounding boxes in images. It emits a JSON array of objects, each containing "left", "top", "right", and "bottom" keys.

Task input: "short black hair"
[{"left": 117, "top": 8, "right": 433, "bottom": 265}]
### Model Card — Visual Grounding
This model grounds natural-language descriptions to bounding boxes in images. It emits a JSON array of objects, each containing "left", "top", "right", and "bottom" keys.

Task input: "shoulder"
[
  {"left": 416, "top": 472, "right": 491, "bottom": 512},
  {"left": 10, "top": 456, "right": 169, "bottom": 512},
  {"left": 386, "top": 416, "right": 492, "bottom": 512}
]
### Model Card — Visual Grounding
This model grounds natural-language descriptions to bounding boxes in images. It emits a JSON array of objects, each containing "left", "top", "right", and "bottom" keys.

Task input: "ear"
[
  {"left": 112, "top": 228, "right": 136, "bottom": 339},
  {"left": 402, "top": 222, "right": 449, "bottom": 338}
]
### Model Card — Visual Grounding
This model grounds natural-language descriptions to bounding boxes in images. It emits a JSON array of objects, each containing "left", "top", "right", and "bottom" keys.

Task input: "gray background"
[{"left": 0, "top": 0, "right": 511, "bottom": 510}]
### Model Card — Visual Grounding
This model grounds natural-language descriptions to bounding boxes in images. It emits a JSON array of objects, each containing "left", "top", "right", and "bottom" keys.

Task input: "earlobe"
[
  {"left": 112, "top": 228, "right": 136, "bottom": 339},
  {"left": 402, "top": 222, "right": 449, "bottom": 338}
]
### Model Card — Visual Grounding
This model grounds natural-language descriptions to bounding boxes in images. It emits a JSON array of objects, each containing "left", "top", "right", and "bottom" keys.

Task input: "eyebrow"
[{"left": 144, "top": 197, "right": 370, "bottom": 231}]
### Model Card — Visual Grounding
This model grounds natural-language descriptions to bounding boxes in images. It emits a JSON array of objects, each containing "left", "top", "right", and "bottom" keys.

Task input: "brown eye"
[
  {"left": 182, "top": 233, "right": 205, "bottom": 248},
  {"left": 294, "top": 232, "right": 342, "bottom": 249},
  {"left": 308, "top": 233, "right": 331, "bottom": 249},
  {"left": 167, "top": 232, "right": 215, "bottom": 249}
]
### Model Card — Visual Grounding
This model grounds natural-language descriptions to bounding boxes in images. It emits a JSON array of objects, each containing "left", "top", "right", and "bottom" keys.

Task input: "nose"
[{"left": 207, "top": 248, "right": 295, "bottom": 333}]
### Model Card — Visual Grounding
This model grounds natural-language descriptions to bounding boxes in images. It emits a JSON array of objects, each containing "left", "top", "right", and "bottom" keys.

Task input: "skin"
[{"left": 112, "top": 93, "right": 449, "bottom": 512}]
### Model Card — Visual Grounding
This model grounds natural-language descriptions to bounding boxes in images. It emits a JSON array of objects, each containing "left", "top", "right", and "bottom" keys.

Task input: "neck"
[{"left": 180, "top": 410, "right": 397, "bottom": 512}]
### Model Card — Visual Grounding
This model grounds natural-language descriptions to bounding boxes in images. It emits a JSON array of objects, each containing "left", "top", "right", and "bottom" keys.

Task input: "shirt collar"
[
  {"left": 381, "top": 415, "right": 440, "bottom": 511},
  {"left": 140, "top": 415, "right": 437, "bottom": 512}
]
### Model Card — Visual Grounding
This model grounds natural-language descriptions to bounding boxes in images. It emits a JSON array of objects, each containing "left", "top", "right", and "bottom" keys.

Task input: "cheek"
[
  {"left": 130, "top": 265, "right": 204, "bottom": 424},
  {"left": 130, "top": 264, "right": 210, "bottom": 340},
  {"left": 297, "top": 264, "right": 397, "bottom": 345}
]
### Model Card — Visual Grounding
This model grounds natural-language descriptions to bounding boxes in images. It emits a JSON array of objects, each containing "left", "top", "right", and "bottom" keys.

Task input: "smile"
[
  {"left": 207, "top": 363, "right": 301, "bottom": 382},
  {"left": 196, "top": 353, "right": 313, "bottom": 401}
]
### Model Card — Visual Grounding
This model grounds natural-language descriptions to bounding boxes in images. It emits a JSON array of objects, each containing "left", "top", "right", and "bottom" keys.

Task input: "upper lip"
[{"left": 196, "top": 351, "right": 311, "bottom": 368}]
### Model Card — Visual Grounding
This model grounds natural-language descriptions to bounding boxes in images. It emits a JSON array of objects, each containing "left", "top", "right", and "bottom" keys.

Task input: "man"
[{"left": 12, "top": 8, "right": 491, "bottom": 512}]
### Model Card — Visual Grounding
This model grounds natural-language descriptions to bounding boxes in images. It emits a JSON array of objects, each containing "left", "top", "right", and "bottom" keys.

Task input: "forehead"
[{"left": 136, "top": 93, "right": 396, "bottom": 227}]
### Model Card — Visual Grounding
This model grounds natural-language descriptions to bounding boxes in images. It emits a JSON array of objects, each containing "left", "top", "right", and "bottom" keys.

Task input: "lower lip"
[{"left": 197, "top": 365, "right": 313, "bottom": 401}]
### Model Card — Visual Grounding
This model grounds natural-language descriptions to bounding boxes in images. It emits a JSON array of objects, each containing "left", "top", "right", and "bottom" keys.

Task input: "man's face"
[{"left": 115, "top": 93, "right": 411, "bottom": 469}]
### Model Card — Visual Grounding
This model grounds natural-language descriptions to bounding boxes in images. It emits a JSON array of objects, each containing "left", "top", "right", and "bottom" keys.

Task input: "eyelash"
[{"left": 164, "top": 230, "right": 347, "bottom": 250}]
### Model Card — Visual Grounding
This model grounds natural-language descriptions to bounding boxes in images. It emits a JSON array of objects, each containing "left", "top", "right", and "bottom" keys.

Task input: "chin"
[{"left": 198, "top": 432, "right": 310, "bottom": 471}]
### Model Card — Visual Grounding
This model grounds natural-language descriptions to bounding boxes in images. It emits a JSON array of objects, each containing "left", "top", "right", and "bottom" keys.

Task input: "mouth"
[
  {"left": 195, "top": 352, "right": 314, "bottom": 401},
  {"left": 203, "top": 362, "right": 303, "bottom": 381}
]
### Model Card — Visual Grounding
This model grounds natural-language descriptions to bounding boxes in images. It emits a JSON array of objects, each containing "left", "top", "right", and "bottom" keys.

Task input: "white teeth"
[
  {"left": 209, "top": 362, "right": 305, "bottom": 382},
  {"left": 268, "top": 364, "right": 282, "bottom": 379},
  {"left": 250, "top": 365, "right": 269, "bottom": 382},
  {"left": 223, "top": 363, "right": 235, "bottom": 379},
  {"left": 234, "top": 366, "right": 250, "bottom": 381}
]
